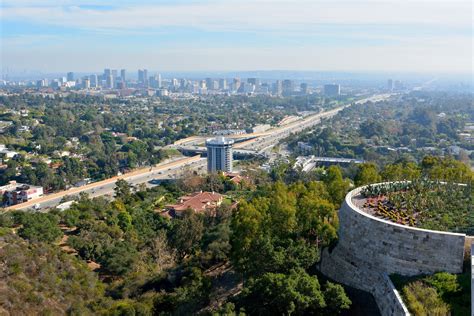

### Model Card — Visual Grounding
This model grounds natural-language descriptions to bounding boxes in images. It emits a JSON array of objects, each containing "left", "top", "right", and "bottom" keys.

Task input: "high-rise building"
[
  {"left": 273, "top": 80, "right": 283, "bottom": 96},
  {"left": 172, "top": 78, "right": 179, "bottom": 89},
  {"left": 157, "top": 88, "right": 169, "bottom": 97},
  {"left": 120, "top": 69, "right": 126, "bottom": 82},
  {"left": 83, "top": 78, "right": 90, "bottom": 89},
  {"left": 205, "top": 78, "right": 214, "bottom": 90},
  {"left": 199, "top": 86, "right": 208, "bottom": 95},
  {"left": 237, "top": 82, "right": 246, "bottom": 93},
  {"left": 104, "top": 68, "right": 111, "bottom": 78},
  {"left": 89, "top": 74, "right": 98, "bottom": 87},
  {"left": 300, "top": 83, "right": 309, "bottom": 94},
  {"left": 36, "top": 79, "right": 46, "bottom": 88},
  {"left": 157, "top": 73, "right": 162, "bottom": 88},
  {"left": 51, "top": 79, "right": 61, "bottom": 89},
  {"left": 143, "top": 69, "right": 148, "bottom": 86},
  {"left": 259, "top": 83, "right": 269, "bottom": 94},
  {"left": 149, "top": 76, "right": 157, "bottom": 88},
  {"left": 206, "top": 137, "right": 234, "bottom": 173},
  {"left": 247, "top": 78, "right": 260, "bottom": 86},
  {"left": 180, "top": 78, "right": 187, "bottom": 89},
  {"left": 106, "top": 74, "right": 114, "bottom": 89},
  {"left": 67, "top": 72, "right": 74, "bottom": 82},
  {"left": 323, "top": 84, "right": 341, "bottom": 96},
  {"left": 232, "top": 78, "right": 241, "bottom": 92},
  {"left": 218, "top": 78, "right": 227, "bottom": 90},
  {"left": 138, "top": 69, "right": 149, "bottom": 86},
  {"left": 191, "top": 82, "right": 199, "bottom": 94},
  {"left": 282, "top": 79, "right": 294, "bottom": 96},
  {"left": 387, "top": 79, "right": 394, "bottom": 91},
  {"left": 112, "top": 69, "right": 118, "bottom": 80},
  {"left": 394, "top": 80, "right": 403, "bottom": 90}
]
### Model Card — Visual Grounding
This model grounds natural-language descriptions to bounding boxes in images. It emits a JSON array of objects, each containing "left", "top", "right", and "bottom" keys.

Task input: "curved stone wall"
[{"left": 320, "top": 184, "right": 466, "bottom": 316}]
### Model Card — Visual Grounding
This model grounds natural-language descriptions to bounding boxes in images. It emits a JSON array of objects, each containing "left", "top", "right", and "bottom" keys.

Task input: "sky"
[{"left": 0, "top": 0, "right": 473, "bottom": 74}]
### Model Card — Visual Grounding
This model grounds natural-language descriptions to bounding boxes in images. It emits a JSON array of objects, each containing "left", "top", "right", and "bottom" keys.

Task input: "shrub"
[{"left": 403, "top": 281, "right": 449, "bottom": 316}]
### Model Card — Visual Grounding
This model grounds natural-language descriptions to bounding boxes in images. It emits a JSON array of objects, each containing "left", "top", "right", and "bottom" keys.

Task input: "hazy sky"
[{"left": 1, "top": 0, "right": 473, "bottom": 74}]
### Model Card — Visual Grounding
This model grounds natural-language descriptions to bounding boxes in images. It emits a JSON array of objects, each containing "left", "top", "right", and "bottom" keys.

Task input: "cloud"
[
  {"left": 2, "top": 0, "right": 472, "bottom": 32},
  {"left": 1, "top": 0, "right": 472, "bottom": 73},
  {"left": 2, "top": 34, "right": 470, "bottom": 73}
]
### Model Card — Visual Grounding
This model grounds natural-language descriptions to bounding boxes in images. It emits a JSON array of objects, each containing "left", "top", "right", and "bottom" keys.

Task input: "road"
[
  {"left": 235, "top": 93, "right": 393, "bottom": 153},
  {"left": 6, "top": 93, "right": 392, "bottom": 211},
  {"left": 6, "top": 156, "right": 205, "bottom": 211}
]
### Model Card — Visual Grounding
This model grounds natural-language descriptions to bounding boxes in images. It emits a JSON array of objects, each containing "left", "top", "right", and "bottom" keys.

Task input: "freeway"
[
  {"left": 6, "top": 93, "right": 392, "bottom": 211},
  {"left": 174, "top": 93, "right": 392, "bottom": 151},
  {"left": 235, "top": 93, "right": 393, "bottom": 153},
  {"left": 6, "top": 155, "right": 205, "bottom": 211}
]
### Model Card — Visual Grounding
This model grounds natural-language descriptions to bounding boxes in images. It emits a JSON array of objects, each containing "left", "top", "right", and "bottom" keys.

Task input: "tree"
[
  {"left": 231, "top": 182, "right": 338, "bottom": 278},
  {"left": 240, "top": 268, "right": 326, "bottom": 315},
  {"left": 381, "top": 162, "right": 421, "bottom": 181},
  {"left": 62, "top": 207, "right": 81, "bottom": 227},
  {"left": 202, "top": 219, "right": 231, "bottom": 263},
  {"left": 114, "top": 179, "right": 132, "bottom": 201},
  {"left": 145, "top": 230, "right": 176, "bottom": 273},
  {"left": 324, "top": 166, "right": 350, "bottom": 205},
  {"left": 102, "top": 242, "right": 138, "bottom": 276},
  {"left": 296, "top": 195, "right": 338, "bottom": 247},
  {"left": 117, "top": 210, "right": 133, "bottom": 231},
  {"left": 359, "top": 120, "right": 385, "bottom": 138},
  {"left": 268, "top": 181, "right": 297, "bottom": 237},
  {"left": 323, "top": 282, "right": 351, "bottom": 314},
  {"left": 205, "top": 173, "right": 225, "bottom": 192},
  {"left": 106, "top": 300, "right": 153, "bottom": 316},
  {"left": 170, "top": 209, "right": 204, "bottom": 259},
  {"left": 354, "top": 163, "right": 382, "bottom": 186},
  {"left": 230, "top": 199, "right": 265, "bottom": 275},
  {"left": 18, "top": 212, "right": 62, "bottom": 243},
  {"left": 421, "top": 156, "right": 473, "bottom": 183}
]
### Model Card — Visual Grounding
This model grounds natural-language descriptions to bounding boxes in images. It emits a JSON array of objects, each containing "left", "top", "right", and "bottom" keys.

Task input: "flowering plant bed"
[{"left": 359, "top": 180, "right": 473, "bottom": 234}]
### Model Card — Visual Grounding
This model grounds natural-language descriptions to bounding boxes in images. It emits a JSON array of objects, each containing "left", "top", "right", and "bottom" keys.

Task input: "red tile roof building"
[
  {"left": 166, "top": 191, "right": 223, "bottom": 217},
  {"left": 224, "top": 172, "right": 247, "bottom": 184}
]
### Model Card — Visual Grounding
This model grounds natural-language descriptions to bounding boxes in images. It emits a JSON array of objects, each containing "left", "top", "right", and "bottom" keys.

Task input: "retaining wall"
[{"left": 320, "top": 185, "right": 467, "bottom": 316}]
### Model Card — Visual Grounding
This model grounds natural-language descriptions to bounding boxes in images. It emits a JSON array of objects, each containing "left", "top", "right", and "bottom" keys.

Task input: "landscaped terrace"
[{"left": 352, "top": 180, "right": 473, "bottom": 234}]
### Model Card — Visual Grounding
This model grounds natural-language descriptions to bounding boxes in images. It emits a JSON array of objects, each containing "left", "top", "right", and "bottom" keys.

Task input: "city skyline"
[{"left": 1, "top": 0, "right": 472, "bottom": 74}]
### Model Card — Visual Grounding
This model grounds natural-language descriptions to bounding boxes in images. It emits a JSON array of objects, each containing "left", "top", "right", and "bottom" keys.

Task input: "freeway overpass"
[
  {"left": 172, "top": 131, "right": 270, "bottom": 147},
  {"left": 175, "top": 146, "right": 263, "bottom": 158},
  {"left": 6, "top": 93, "right": 392, "bottom": 211}
]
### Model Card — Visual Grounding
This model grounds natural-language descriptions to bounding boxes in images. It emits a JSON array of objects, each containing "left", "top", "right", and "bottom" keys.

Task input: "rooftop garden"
[{"left": 359, "top": 180, "right": 473, "bottom": 234}]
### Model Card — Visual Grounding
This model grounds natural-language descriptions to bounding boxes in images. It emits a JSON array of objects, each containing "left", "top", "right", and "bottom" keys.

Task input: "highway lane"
[
  {"left": 6, "top": 156, "right": 206, "bottom": 211},
  {"left": 235, "top": 93, "right": 393, "bottom": 153}
]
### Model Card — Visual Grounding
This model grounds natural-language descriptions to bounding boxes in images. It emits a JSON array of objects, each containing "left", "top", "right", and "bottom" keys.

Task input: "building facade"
[
  {"left": 66, "top": 72, "right": 74, "bottom": 82},
  {"left": 206, "top": 136, "right": 234, "bottom": 173},
  {"left": 323, "top": 83, "right": 341, "bottom": 96},
  {"left": 0, "top": 181, "right": 44, "bottom": 206}
]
